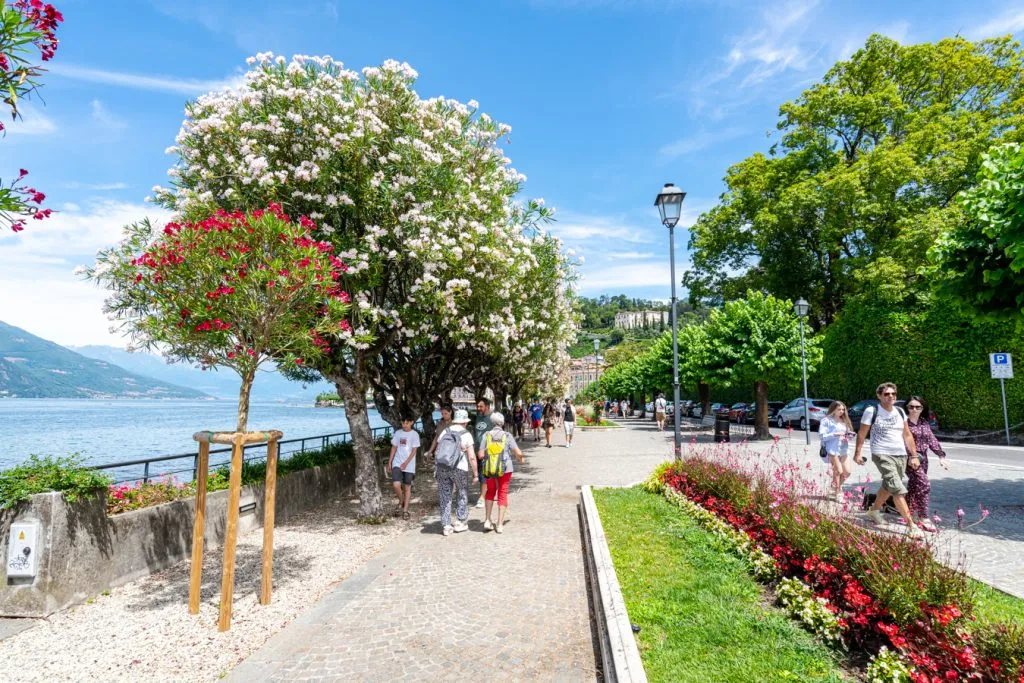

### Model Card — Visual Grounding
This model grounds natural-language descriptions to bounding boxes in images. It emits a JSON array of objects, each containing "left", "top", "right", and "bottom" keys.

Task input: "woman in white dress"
[{"left": 819, "top": 401, "right": 853, "bottom": 503}]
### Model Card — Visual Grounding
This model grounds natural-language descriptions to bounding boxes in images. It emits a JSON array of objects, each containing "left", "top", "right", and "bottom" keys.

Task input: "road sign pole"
[{"left": 1001, "top": 377, "right": 1011, "bottom": 446}]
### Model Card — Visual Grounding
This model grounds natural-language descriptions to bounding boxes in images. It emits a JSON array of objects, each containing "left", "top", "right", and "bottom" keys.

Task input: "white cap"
[{"left": 452, "top": 409, "right": 470, "bottom": 424}]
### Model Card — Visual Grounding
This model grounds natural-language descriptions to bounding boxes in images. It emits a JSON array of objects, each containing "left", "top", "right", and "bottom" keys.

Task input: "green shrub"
[{"left": 0, "top": 455, "right": 111, "bottom": 510}]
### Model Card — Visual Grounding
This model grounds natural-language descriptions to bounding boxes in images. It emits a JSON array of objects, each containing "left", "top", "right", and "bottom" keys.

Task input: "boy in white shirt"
[{"left": 389, "top": 416, "right": 421, "bottom": 520}]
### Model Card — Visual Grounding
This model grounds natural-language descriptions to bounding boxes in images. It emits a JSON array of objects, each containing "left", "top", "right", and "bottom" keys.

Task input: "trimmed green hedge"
[{"left": 811, "top": 297, "right": 1022, "bottom": 431}]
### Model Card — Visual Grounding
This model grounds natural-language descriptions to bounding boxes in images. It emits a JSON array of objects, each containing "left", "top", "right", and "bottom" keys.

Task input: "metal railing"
[{"left": 92, "top": 426, "right": 397, "bottom": 485}]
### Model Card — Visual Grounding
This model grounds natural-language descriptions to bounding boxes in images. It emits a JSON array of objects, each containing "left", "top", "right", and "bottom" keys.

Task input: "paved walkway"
[{"left": 229, "top": 421, "right": 674, "bottom": 682}]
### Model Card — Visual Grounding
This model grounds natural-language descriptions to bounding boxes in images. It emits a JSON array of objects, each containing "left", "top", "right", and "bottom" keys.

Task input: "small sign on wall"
[{"left": 7, "top": 522, "right": 40, "bottom": 578}]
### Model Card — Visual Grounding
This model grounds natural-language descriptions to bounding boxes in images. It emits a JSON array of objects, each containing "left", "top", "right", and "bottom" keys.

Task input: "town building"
[
  {"left": 613, "top": 310, "right": 668, "bottom": 330},
  {"left": 570, "top": 355, "right": 605, "bottom": 397}
]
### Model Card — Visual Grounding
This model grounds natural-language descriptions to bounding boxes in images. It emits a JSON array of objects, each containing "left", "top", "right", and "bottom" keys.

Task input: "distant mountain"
[
  {"left": 0, "top": 321, "right": 209, "bottom": 399},
  {"left": 71, "top": 345, "right": 335, "bottom": 402}
]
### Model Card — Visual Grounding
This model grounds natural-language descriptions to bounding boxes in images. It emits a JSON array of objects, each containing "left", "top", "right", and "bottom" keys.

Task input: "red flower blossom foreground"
[
  {"left": 87, "top": 204, "right": 357, "bottom": 432},
  {"left": 656, "top": 456, "right": 1024, "bottom": 681}
]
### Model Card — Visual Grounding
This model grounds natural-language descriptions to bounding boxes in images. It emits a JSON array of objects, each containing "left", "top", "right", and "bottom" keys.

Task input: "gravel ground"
[{"left": 0, "top": 492, "right": 418, "bottom": 682}]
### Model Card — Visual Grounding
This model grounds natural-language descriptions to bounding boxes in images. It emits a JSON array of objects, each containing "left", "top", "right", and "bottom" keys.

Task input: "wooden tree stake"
[
  {"left": 218, "top": 437, "right": 245, "bottom": 632},
  {"left": 259, "top": 438, "right": 279, "bottom": 605},
  {"left": 188, "top": 441, "right": 210, "bottom": 615}
]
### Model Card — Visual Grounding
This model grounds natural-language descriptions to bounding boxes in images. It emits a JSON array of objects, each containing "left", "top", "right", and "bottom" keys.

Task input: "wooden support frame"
[{"left": 187, "top": 429, "right": 283, "bottom": 631}]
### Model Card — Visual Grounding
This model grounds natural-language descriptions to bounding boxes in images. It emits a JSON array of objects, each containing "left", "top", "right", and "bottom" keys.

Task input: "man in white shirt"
[
  {"left": 854, "top": 382, "right": 922, "bottom": 538},
  {"left": 655, "top": 394, "right": 667, "bottom": 431}
]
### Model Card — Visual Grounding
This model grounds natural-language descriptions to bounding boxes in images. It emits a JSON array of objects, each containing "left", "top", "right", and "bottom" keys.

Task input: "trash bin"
[{"left": 714, "top": 414, "right": 730, "bottom": 443}]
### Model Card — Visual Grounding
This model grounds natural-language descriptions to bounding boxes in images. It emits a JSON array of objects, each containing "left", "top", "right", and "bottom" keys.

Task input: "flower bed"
[{"left": 644, "top": 453, "right": 1024, "bottom": 682}]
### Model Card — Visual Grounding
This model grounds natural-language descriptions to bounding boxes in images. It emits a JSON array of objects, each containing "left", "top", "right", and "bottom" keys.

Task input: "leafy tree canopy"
[
  {"left": 685, "top": 34, "right": 1024, "bottom": 327},
  {"left": 928, "top": 142, "right": 1024, "bottom": 323}
]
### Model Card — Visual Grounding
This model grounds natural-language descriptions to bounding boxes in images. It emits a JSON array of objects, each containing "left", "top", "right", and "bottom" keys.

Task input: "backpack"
[
  {"left": 434, "top": 429, "right": 464, "bottom": 469},
  {"left": 482, "top": 432, "right": 508, "bottom": 478}
]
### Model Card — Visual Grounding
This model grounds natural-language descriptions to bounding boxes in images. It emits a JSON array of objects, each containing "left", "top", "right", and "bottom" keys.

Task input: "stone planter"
[{"left": 0, "top": 457, "right": 356, "bottom": 618}]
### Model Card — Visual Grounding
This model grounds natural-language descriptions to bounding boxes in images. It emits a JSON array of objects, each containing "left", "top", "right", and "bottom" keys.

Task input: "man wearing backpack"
[
  {"left": 478, "top": 412, "right": 525, "bottom": 534},
  {"left": 473, "top": 398, "right": 493, "bottom": 508},
  {"left": 854, "top": 382, "right": 923, "bottom": 538},
  {"left": 433, "top": 409, "right": 477, "bottom": 536}
]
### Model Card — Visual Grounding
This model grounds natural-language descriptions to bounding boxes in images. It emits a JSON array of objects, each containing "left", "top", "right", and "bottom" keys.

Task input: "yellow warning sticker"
[{"left": 18, "top": 531, "right": 25, "bottom": 541}]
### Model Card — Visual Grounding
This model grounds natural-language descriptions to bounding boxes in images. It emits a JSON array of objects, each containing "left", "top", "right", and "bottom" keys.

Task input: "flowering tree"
[
  {"left": 155, "top": 53, "right": 568, "bottom": 518},
  {"left": 1, "top": 0, "right": 61, "bottom": 232},
  {"left": 87, "top": 205, "right": 355, "bottom": 432}
]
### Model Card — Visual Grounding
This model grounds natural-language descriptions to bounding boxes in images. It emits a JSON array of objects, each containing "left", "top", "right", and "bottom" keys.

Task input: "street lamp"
[
  {"left": 655, "top": 183, "right": 686, "bottom": 460},
  {"left": 794, "top": 298, "right": 811, "bottom": 445},
  {"left": 593, "top": 338, "right": 601, "bottom": 387}
]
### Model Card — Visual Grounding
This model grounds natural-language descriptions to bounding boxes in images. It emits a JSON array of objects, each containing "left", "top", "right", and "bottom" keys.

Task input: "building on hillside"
[
  {"left": 614, "top": 310, "right": 668, "bottom": 330},
  {"left": 450, "top": 386, "right": 494, "bottom": 408},
  {"left": 570, "top": 355, "right": 605, "bottom": 397}
]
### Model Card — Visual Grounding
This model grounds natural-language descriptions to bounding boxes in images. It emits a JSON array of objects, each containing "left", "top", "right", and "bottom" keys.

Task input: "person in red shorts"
[{"left": 477, "top": 412, "right": 524, "bottom": 534}]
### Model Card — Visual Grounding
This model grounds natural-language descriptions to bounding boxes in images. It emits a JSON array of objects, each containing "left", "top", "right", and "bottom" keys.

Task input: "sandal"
[{"left": 402, "top": 511, "right": 411, "bottom": 521}]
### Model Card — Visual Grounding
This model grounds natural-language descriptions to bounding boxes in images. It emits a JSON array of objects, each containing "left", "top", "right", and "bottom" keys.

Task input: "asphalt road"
[{"left": 770, "top": 426, "right": 1024, "bottom": 469}]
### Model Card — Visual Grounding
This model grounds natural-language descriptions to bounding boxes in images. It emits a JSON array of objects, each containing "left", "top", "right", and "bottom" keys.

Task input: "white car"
[{"left": 775, "top": 398, "right": 835, "bottom": 430}]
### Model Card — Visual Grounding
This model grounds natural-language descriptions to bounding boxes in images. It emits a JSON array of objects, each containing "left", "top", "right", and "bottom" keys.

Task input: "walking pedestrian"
[
  {"left": 905, "top": 396, "right": 945, "bottom": 533},
  {"left": 529, "top": 399, "right": 543, "bottom": 441},
  {"left": 818, "top": 401, "right": 853, "bottom": 503},
  {"left": 473, "top": 398, "right": 493, "bottom": 508},
  {"left": 854, "top": 383, "right": 923, "bottom": 538},
  {"left": 512, "top": 401, "right": 527, "bottom": 439},
  {"left": 425, "top": 405, "right": 453, "bottom": 460},
  {"left": 655, "top": 394, "right": 667, "bottom": 431},
  {"left": 433, "top": 409, "right": 477, "bottom": 536},
  {"left": 620, "top": 399, "right": 628, "bottom": 418},
  {"left": 478, "top": 412, "right": 525, "bottom": 534},
  {"left": 389, "top": 415, "right": 420, "bottom": 521},
  {"left": 542, "top": 399, "right": 557, "bottom": 448},
  {"left": 563, "top": 398, "right": 577, "bottom": 448}
]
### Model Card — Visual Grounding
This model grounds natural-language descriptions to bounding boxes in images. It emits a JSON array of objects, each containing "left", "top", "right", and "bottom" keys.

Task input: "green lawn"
[
  {"left": 594, "top": 487, "right": 849, "bottom": 682},
  {"left": 971, "top": 578, "right": 1024, "bottom": 626}
]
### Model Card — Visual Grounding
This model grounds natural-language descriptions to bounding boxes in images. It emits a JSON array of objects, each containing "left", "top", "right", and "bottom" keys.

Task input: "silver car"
[{"left": 775, "top": 398, "right": 835, "bottom": 430}]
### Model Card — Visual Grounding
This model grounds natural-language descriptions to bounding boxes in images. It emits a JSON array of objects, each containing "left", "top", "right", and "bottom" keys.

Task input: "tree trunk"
[
  {"left": 420, "top": 408, "right": 437, "bottom": 446},
  {"left": 494, "top": 390, "right": 508, "bottom": 414},
  {"left": 334, "top": 376, "right": 383, "bottom": 520},
  {"left": 754, "top": 380, "right": 771, "bottom": 440},
  {"left": 236, "top": 368, "right": 256, "bottom": 433},
  {"left": 698, "top": 382, "right": 710, "bottom": 419}
]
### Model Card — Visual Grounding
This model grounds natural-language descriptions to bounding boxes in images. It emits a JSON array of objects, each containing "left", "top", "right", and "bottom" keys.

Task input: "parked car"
[
  {"left": 728, "top": 402, "right": 752, "bottom": 423},
  {"left": 849, "top": 399, "right": 938, "bottom": 431},
  {"left": 692, "top": 403, "right": 704, "bottom": 419},
  {"left": 744, "top": 401, "right": 785, "bottom": 424},
  {"left": 775, "top": 398, "right": 836, "bottom": 430}
]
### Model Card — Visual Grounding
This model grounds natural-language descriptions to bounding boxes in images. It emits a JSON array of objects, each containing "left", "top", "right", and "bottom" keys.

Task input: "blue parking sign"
[{"left": 990, "top": 353, "right": 1013, "bottom": 379}]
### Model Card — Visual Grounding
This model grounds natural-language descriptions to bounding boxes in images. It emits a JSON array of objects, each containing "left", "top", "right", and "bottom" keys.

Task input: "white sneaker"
[
  {"left": 452, "top": 520, "right": 468, "bottom": 533},
  {"left": 442, "top": 525, "right": 453, "bottom": 537},
  {"left": 495, "top": 523, "right": 504, "bottom": 534},
  {"left": 907, "top": 525, "right": 925, "bottom": 539},
  {"left": 565, "top": 443, "right": 570, "bottom": 448},
  {"left": 834, "top": 492, "right": 844, "bottom": 504},
  {"left": 475, "top": 498, "right": 485, "bottom": 509},
  {"left": 866, "top": 509, "right": 884, "bottom": 525},
  {"left": 483, "top": 519, "right": 494, "bottom": 531}
]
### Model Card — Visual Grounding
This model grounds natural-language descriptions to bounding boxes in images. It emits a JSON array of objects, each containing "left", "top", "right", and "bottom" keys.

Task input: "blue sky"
[{"left": 2, "top": 0, "right": 1023, "bottom": 347}]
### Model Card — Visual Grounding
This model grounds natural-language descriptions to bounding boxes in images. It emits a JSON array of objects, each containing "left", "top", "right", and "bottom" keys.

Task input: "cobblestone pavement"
[{"left": 229, "top": 421, "right": 674, "bottom": 682}]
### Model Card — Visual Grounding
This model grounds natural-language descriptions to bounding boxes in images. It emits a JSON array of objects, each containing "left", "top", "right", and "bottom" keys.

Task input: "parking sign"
[{"left": 990, "top": 353, "right": 1014, "bottom": 379}]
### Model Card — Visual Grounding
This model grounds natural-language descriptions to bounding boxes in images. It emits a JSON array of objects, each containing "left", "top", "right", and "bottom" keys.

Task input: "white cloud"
[
  {"left": 3, "top": 104, "right": 57, "bottom": 136},
  {"left": 90, "top": 99, "right": 128, "bottom": 131},
  {"left": 577, "top": 261, "right": 677, "bottom": 294},
  {"left": 970, "top": 10, "right": 1024, "bottom": 39},
  {"left": 0, "top": 201, "right": 171, "bottom": 347},
  {"left": 50, "top": 63, "right": 241, "bottom": 95},
  {"left": 658, "top": 127, "right": 746, "bottom": 160},
  {"left": 607, "top": 251, "right": 656, "bottom": 260}
]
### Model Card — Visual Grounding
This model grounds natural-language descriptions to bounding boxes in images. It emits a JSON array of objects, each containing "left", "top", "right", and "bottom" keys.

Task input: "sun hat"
[{"left": 452, "top": 409, "right": 470, "bottom": 424}]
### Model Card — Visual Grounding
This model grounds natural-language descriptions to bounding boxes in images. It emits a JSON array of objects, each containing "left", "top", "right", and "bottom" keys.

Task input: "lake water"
[{"left": 1, "top": 399, "right": 391, "bottom": 481}]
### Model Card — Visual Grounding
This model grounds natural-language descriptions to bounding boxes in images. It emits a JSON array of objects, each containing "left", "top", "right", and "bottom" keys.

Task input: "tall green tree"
[
  {"left": 685, "top": 34, "right": 1024, "bottom": 326},
  {"left": 704, "top": 291, "right": 820, "bottom": 439},
  {"left": 928, "top": 142, "right": 1024, "bottom": 323}
]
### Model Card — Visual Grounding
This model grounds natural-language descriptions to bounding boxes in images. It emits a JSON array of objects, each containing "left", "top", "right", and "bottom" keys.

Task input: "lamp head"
[
  {"left": 794, "top": 298, "right": 810, "bottom": 317},
  {"left": 654, "top": 183, "right": 686, "bottom": 228}
]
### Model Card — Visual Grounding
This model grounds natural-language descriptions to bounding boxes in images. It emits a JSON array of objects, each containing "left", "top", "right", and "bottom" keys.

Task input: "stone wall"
[{"left": 0, "top": 457, "right": 357, "bottom": 617}]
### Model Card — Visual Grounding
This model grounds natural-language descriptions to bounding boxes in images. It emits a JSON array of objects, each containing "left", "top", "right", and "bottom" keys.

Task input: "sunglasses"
[
  {"left": 881, "top": 392, "right": 897, "bottom": 397},
  {"left": 907, "top": 405, "right": 923, "bottom": 410}
]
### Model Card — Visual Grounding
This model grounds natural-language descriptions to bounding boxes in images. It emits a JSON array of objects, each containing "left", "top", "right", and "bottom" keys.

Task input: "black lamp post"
[
  {"left": 794, "top": 298, "right": 811, "bottom": 445},
  {"left": 655, "top": 183, "right": 686, "bottom": 460}
]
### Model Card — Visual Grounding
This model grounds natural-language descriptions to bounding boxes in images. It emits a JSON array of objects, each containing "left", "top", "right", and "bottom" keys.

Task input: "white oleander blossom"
[{"left": 155, "top": 51, "right": 576, "bottom": 393}]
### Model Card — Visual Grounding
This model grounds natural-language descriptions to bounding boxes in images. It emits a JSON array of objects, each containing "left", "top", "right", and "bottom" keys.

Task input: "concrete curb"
[{"left": 579, "top": 484, "right": 647, "bottom": 683}]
